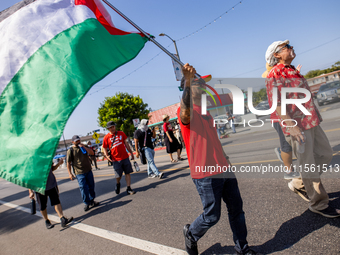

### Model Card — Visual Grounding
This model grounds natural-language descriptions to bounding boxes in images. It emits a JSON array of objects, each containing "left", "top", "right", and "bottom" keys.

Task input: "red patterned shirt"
[{"left": 265, "top": 63, "right": 322, "bottom": 135}]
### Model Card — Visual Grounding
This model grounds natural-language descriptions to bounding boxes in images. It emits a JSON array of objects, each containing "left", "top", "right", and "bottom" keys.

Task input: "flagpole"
[{"left": 102, "top": 0, "right": 201, "bottom": 79}]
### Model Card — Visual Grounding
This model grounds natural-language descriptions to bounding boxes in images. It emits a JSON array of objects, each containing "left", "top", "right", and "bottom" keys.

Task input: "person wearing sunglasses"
[{"left": 265, "top": 40, "right": 338, "bottom": 218}]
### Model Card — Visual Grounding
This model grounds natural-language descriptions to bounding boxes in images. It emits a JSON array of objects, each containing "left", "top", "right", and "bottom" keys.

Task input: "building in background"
[
  {"left": 56, "top": 133, "right": 105, "bottom": 154},
  {"left": 307, "top": 70, "right": 340, "bottom": 95},
  {"left": 148, "top": 93, "right": 234, "bottom": 129}
]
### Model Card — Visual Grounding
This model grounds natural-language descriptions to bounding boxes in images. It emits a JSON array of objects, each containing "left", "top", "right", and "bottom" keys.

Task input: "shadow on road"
[
  {"left": 72, "top": 199, "right": 133, "bottom": 224},
  {"left": 201, "top": 191, "right": 340, "bottom": 255},
  {"left": 133, "top": 169, "right": 190, "bottom": 193},
  {"left": 0, "top": 166, "right": 191, "bottom": 222},
  {"left": 329, "top": 144, "right": 340, "bottom": 175},
  {"left": 333, "top": 144, "right": 340, "bottom": 152},
  {"left": 220, "top": 141, "right": 233, "bottom": 147},
  {"left": 0, "top": 190, "right": 29, "bottom": 203},
  {"left": 0, "top": 207, "right": 40, "bottom": 234}
]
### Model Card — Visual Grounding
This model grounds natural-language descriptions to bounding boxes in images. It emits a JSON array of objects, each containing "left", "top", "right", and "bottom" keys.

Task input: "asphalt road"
[{"left": 1, "top": 103, "right": 340, "bottom": 255}]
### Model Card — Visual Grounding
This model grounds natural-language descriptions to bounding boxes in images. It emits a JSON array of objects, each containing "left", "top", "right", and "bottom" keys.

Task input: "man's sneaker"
[
  {"left": 235, "top": 243, "right": 261, "bottom": 255},
  {"left": 183, "top": 224, "right": 198, "bottom": 255},
  {"left": 148, "top": 174, "right": 156, "bottom": 178},
  {"left": 284, "top": 171, "right": 300, "bottom": 180},
  {"left": 309, "top": 206, "right": 340, "bottom": 218},
  {"left": 288, "top": 182, "right": 310, "bottom": 202},
  {"left": 115, "top": 183, "right": 121, "bottom": 194},
  {"left": 158, "top": 172, "right": 164, "bottom": 179},
  {"left": 91, "top": 200, "right": 100, "bottom": 208},
  {"left": 84, "top": 204, "right": 90, "bottom": 212},
  {"left": 126, "top": 187, "right": 136, "bottom": 195},
  {"left": 60, "top": 216, "right": 73, "bottom": 228},
  {"left": 45, "top": 219, "right": 54, "bottom": 229},
  {"left": 274, "top": 147, "right": 283, "bottom": 162}
]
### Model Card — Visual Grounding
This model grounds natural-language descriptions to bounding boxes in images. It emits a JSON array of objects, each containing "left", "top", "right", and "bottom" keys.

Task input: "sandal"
[
  {"left": 177, "top": 157, "right": 184, "bottom": 161},
  {"left": 170, "top": 159, "right": 178, "bottom": 163}
]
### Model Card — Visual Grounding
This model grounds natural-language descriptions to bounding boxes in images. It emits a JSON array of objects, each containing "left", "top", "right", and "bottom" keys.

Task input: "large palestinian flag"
[{"left": 0, "top": 0, "right": 148, "bottom": 193}]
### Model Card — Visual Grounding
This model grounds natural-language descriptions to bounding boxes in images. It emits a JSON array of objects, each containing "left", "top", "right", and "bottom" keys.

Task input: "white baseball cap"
[{"left": 265, "top": 40, "right": 289, "bottom": 65}]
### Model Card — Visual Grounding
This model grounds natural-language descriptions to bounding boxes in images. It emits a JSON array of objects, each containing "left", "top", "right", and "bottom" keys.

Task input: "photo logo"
[
  {"left": 201, "top": 83, "right": 312, "bottom": 116},
  {"left": 199, "top": 84, "right": 222, "bottom": 115}
]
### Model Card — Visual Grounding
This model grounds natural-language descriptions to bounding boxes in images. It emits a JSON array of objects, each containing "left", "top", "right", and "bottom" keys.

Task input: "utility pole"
[{"left": 62, "top": 133, "right": 68, "bottom": 152}]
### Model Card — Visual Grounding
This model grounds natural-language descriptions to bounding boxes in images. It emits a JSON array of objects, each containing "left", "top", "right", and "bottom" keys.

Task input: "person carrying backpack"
[{"left": 67, "top": 135, "right": 99, "bottom": 212}]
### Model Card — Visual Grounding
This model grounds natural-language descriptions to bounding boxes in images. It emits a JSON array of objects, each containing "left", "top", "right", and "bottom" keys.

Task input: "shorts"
[
  {"left": 36, "top": 186, "right": 60, "bottom": 211},
  {"left": 273, "top": 122, "right": 292, "bottom": 153},
  {"left": 112, "top": 158, "right": 133, "bottom": 178}
]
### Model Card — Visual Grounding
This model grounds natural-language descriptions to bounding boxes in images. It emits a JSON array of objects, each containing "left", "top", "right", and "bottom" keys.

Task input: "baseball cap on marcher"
[
  {"left": 72, "top": 135, "right": 80, "bottom": 142},
  {"left": 106, "top": 121, "right": 115, "bottom": 128},
  {"left": 265, "top": 40, "right": 289, "bottom": 66}
]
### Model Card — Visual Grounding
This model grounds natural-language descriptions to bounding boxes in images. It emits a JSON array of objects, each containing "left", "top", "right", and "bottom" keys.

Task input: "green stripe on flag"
[{"left": 0, "top": 18, "right": 147, "bottom": 193}]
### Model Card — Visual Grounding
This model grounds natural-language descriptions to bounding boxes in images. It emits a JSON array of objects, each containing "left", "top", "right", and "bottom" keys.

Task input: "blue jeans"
[
  {"left": 143, "top": 147, "right": 160, "bottom": 176},
  {"left": 189, "top": 176, "right": 248, "bottom": 251},
  {"left": 273, "top": 122, "right": 292, "bottom": 153},
  {"left": 217, "top": 128, "right": 221, "bottom": 138},
  {"left": 230, "top": 120, "right": 236, "bottom": 133},
  {"left": 76, "top": 171, "right": 95, "bottom": 205}
]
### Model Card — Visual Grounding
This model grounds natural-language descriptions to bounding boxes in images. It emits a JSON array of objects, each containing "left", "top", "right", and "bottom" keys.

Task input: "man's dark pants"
[
  {"left": 189, "top": 175, "right": 248, "bottom": 250},
  {"left": 76, "top": 171, "right": 95, "bottom": 205}
]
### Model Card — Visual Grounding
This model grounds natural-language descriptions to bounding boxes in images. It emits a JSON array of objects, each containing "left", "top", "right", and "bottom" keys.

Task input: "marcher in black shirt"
[{"left": 134, "top": 119, "right": 164, "bottom": 179}]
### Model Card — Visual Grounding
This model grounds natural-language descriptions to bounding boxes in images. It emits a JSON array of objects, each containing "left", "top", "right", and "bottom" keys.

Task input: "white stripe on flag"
[{"left": 0, "top": 0, "right": 95, "bottom": 94}]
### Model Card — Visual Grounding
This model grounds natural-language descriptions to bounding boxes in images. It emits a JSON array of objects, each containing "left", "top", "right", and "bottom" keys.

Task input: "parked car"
[
  {"left": 316, "top": 81, "right": 340, "bottom": 106},
  {"left": 255, "top": 100, "right": 269, "bottom": 109},
  {"left": 312, "top": 91, "right": 318, "bottom": 99},
  {"left": 254, "top": 100, "right": 270, "bottom": 119}
]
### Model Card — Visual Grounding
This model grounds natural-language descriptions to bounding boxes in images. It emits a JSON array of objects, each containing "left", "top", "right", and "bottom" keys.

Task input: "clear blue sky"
[{"left": 1, "top": 0, "right": 340, "bottom": 139}]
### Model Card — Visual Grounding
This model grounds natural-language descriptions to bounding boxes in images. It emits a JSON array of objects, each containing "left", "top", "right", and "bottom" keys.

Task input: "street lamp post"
[
  {"left": 218, "top": 79, "right": 225, "bottom": 94},
  {"left": 159, "top": 33, "right": 180, "bottom": 60}
]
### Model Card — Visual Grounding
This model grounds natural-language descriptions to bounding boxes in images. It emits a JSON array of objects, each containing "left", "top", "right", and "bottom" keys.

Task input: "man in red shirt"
[
  {"left": 178, "top": 64, "right": 258, "bottom": 255},
  {"left": 102, "top": 121, "right": 136, "bottom": 195},
  {"left": 265, "top": 40, "right": 339, "bottom": 218}
]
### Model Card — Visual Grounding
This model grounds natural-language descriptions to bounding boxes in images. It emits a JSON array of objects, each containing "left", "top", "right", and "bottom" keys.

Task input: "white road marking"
[{"left": 0, "top": 200, "right": 186, "bottom": 255}]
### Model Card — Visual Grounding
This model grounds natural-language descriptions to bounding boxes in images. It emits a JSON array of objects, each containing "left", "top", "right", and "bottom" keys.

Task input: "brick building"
[{"left": 307, "top": 70, "right": 340, "bottom": 94}]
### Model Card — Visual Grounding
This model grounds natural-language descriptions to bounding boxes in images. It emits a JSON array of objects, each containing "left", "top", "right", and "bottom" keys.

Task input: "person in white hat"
[
  {"left": 265, "top": 40, "right": 339, "bottom": 218},
  {"left": 162, "top": 114, "right": 183, "bottom": 162},
  {"left": 263, "top": 41, "right": 301, "bottom": 180}
]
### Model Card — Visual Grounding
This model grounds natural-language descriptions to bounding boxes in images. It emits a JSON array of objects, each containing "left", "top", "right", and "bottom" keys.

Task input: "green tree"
[
  {"left": 304, "top": 61, "right": 340, "bottom": 79},
  {"left": 98, "top": 92, "right": 150, "bottom": 136},
  {"left": 252, "top": 88, "right": 268, "bottom": 105}
]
